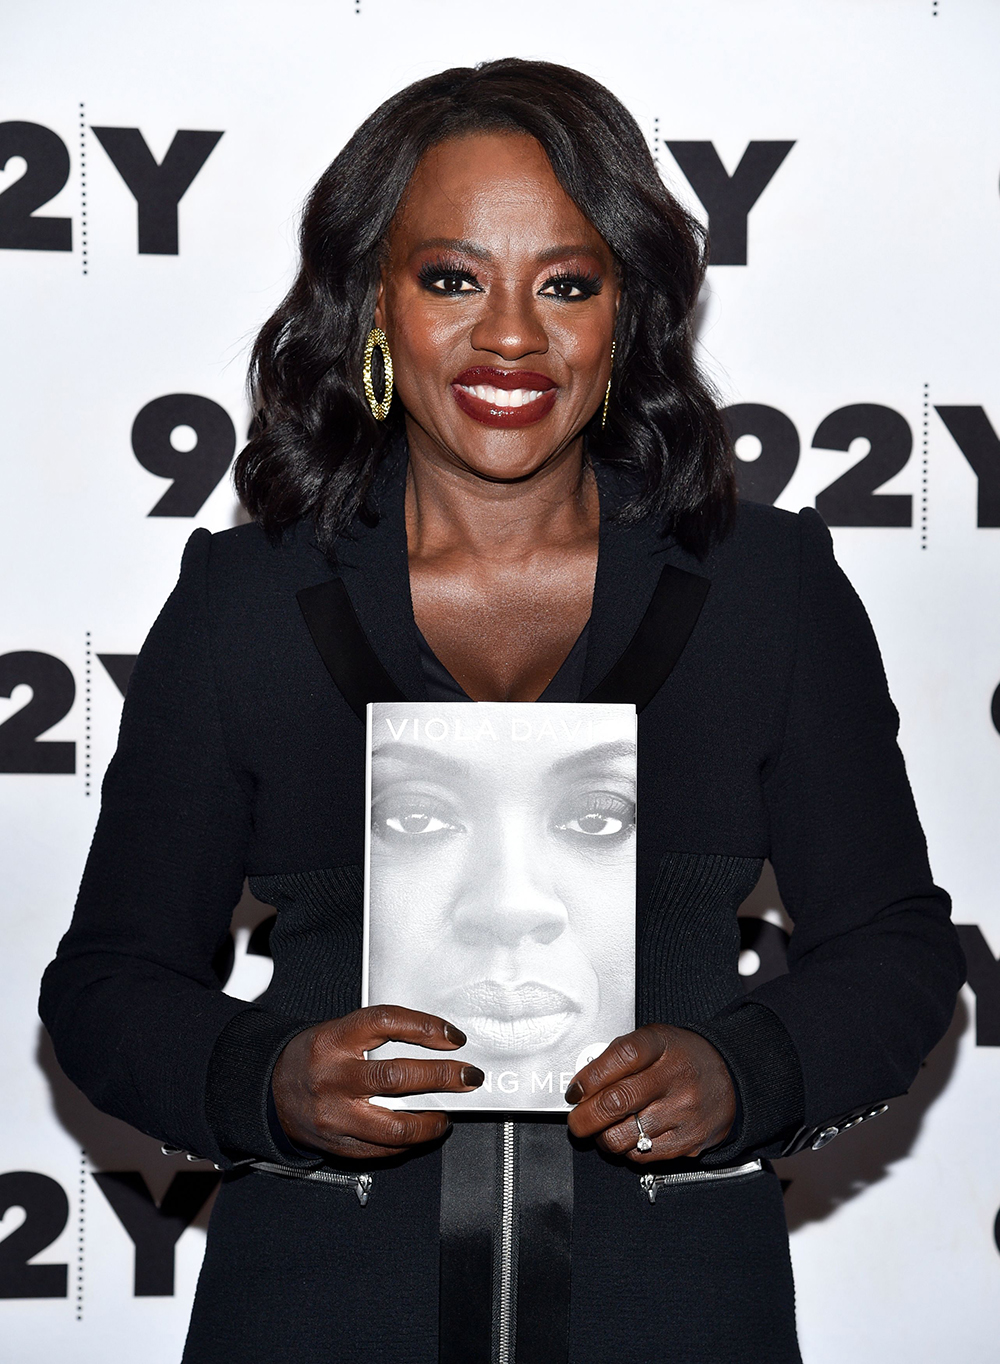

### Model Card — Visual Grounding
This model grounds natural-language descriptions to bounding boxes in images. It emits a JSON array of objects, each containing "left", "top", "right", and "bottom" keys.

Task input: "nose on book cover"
[{"left": 362, "top": 700, "right": 636, "bottom": 1113}]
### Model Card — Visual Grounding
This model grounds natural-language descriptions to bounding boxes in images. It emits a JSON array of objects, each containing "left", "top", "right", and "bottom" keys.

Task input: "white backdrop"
[{"left": 2, "top": 0, "right": 999, "bottom": 1359}]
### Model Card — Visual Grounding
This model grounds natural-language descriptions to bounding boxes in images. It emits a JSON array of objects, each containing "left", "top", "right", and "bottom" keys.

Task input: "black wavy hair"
[{"left": 234, "top": 58, "right": 735, "bottom": 555}]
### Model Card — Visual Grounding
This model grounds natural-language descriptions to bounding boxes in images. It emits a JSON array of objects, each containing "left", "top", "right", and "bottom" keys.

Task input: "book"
[{"left": 363, "top": 701, "right": 636, "bottom": 1113}]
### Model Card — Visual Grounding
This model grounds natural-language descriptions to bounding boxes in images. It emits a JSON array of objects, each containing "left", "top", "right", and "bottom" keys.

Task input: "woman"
[
  {"left": 40, "top": 59, "right": 963, "bottom": 1364},
  {"left": 365, "top": 700, "right": 637, "bottom": 1111}
]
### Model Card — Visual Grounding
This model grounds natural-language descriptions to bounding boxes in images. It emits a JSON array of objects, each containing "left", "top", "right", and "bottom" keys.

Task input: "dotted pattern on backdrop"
[{"left": 78, "top": 104, "right": 87, "bottom": 276}]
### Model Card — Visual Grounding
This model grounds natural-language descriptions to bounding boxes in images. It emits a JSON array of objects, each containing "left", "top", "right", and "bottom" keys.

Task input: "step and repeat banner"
[{"left": 2, "top": 0, "right": 999, "bottom": 1359}]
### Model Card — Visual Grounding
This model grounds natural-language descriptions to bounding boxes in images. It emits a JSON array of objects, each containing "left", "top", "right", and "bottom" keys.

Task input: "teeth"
[{"left": 460, "top": 385, "right": 547, "bottom": 408}]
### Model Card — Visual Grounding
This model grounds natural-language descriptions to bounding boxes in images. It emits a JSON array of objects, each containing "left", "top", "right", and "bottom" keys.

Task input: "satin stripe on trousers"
[{"left": 439, "top": 1121, "right": 573, "bottom": 1364}]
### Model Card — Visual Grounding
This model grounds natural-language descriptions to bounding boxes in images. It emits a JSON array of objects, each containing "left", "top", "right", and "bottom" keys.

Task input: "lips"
[
  {"left": 445, "top": 980, "right": 580, "bottom": 1054},
  {"left": 451, "top": 366, "right": 558, "bottom": 429}
]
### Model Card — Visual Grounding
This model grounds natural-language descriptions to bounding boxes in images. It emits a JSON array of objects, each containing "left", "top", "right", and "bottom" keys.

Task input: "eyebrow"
[
  {"left": 371, "top": 742, "right": 471, "bottom": 779},
  {"left": 371, "top": 737, "right": 635, "bottom": 784},
  {"left": 548, "top": 740, "right": 637, "bottom": 779},
  {"left": 412, "top": 238, "right": 603, "bottom": 267}
]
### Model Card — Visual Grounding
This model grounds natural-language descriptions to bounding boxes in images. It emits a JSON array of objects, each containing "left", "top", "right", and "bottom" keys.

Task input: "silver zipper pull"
[
  {"left": 640, "top": 1172, "right": 659, "bottom": 1204},
  {"left": 355, "top": 1173, "right": 372, "bottom": 1206}
]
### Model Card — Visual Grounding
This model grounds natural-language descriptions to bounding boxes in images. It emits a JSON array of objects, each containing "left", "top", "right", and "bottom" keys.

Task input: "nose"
[
  {"left": 450, "top": 821, "right": 568, "bottom": 949},
  {"left": 469, "top": 279, "right": 548, "bottom": 362}
]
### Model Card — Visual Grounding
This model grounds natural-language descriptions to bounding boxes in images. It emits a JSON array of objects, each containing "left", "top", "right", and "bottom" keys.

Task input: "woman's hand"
[
  {"left": 565, "top": 1025, "right": 736, "bottom": 1162},
  {"left": 271, "top": 1005, "right": 484, "bottom": 1161}
]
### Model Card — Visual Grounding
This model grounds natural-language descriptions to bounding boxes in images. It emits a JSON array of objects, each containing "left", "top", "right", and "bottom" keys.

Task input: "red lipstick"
[{"left": 451, "top": 366, "right": 557, "bottom": 429}]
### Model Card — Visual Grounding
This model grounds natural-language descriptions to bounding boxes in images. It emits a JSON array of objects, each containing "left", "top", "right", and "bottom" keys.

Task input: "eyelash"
[
  {"left": 417, "top": 260, "right": 602, "bottom": 300},
  {"left": 553, "top": 791, "right": 635, "bottom": 842},
  {"left": 373, "top": 791, "right": 464, "bottom": 843}
]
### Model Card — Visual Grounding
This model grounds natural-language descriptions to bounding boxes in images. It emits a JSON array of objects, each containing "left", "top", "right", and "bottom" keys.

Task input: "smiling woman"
[
  {"left": 234, "top": 60, "right": 733, "bottom": 556},
  {"left": 40, "top": 56, "right": 963, "bottom": 1364}
]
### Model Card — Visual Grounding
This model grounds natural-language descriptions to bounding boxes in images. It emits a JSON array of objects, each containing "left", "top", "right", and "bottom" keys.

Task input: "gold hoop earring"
[
  {"left": 601, "top": 339, "right": 616, "bottom": 429},
  {"left": 363, "top": 326, "right": 394, "bottom": 421}
]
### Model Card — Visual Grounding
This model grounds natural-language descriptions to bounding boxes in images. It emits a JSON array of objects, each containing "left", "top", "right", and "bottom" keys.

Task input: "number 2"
[{"left": 0, "top": 653, "right": 75, "bottom": 774}]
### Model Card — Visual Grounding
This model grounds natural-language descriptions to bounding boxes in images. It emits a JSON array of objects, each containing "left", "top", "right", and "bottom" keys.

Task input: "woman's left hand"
[{"left": 565, "top": 1025, "right": 736, "bottom": 1161}]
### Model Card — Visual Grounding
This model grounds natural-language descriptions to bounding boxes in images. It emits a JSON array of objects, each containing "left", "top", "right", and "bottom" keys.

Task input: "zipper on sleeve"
[
  {"left": 640, "top": 1158, "right": 762, "bottom": 1204},
  {"left": 250, "top": 1161, "right": 373, "bottom": 1205}
]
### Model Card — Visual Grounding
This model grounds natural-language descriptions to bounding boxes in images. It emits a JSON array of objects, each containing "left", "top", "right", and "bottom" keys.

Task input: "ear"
[{"left": 373, "top": 277, "right": 387, "bottom": 333}]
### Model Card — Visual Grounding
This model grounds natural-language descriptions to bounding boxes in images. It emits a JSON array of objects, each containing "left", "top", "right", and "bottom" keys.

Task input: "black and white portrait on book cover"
[{"left": 363, "top": 701, "right": 636, "bottom": 1112}]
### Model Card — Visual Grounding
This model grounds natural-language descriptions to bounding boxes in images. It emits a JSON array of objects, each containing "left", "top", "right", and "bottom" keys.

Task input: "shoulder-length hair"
[{"left": 234, "top": 58, "right": 735, "bottom": 555}]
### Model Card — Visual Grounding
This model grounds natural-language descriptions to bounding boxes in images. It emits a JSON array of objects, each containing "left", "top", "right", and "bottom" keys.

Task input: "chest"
[{"left": 408, "top": 543, "right": 597, "bottom": 702}]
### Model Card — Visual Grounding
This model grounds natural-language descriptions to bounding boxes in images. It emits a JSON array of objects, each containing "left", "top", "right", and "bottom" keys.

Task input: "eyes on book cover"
[{"left": 362, "top": 701, "right": 636, "bottom": 1113}]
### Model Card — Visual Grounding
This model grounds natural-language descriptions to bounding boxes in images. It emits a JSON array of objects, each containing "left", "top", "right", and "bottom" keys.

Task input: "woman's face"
[
  {"left": 366, "top": 703, "right": 636, "bottom": 1109},
  {"left": 375, "top": 131, "right": 620, "bottom": 482}
]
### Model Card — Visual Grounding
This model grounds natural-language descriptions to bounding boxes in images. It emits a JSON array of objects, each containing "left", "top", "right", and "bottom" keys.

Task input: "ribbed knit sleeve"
[
  {"left": 709, "top": 510, "right": 963, "bottom": 1148},
  {"left": 687, "top": 1001, "right": 805, "bottom": 1162},
  {"left": 38, "top": 530, "right": 309, "bottom": 1169}
]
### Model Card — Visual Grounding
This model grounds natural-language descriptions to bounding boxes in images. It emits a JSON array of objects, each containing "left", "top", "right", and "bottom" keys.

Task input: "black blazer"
[{"left": 39, "top": 462, "right": 963, "bottom": 1363}]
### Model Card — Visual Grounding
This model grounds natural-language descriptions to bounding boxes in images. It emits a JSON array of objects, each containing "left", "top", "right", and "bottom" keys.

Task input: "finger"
[
  {"left": 321, "top": 1132, "right": 411, "bottom": 1161},
  {"left": 596, "top": 1095, "right": 718, "bottom": 1162},
  {"left": 339, "top": 1006, "right": 468, "bottom": 1053},
  {"left": 357, "top": 1057, "right": 485, "bottom": 1098},
  {"left": 308, "top": 1096, "right": 453, "bottom": 1156},
  {"left": 622, "top": 1121, "right": 711, "bottom": 1162},
  {"left": 567, "top": 1064, "right": 663, "bottom": 1139},
  {"left": 564, "top": 1027, "right": 666, "bottom": 1104},
  {"left": 596, "top": 1106, "right": 674, "bottom": 1159},
  {"left": 350, "top": 1100, "right": 454, "bottom": 1151}
]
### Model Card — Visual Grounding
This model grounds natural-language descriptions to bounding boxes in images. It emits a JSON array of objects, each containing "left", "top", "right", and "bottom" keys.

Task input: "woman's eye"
[
  {"left": 539, "top": 275, "right": 600, "bottom": 300},
  {"left": 379, "top": 808, "right": 462, "bottom": 837},
  {"left": 554, "top": 792, "right": 635, "bottom": 840},
  {"left": 560, "top": 812, "right": 624, "bottom": 836},
  {"left": 420, "top": 270, "right": 479, "bottom": 295}
]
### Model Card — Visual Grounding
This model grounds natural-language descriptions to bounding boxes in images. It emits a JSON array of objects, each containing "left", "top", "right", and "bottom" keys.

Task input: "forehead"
[{"left": 390, "top": 130, "right": 602, "bottom": 252}]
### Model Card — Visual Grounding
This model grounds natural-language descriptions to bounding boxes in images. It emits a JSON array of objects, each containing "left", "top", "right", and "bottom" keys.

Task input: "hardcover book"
[{"left": 363, "top": 700, "right": 636, "bottom": 1113}]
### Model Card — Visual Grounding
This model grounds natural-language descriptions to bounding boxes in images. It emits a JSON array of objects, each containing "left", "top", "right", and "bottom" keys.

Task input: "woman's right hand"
[{"left": 270, "top": 1005, "right": 483, "bottom": 1160}]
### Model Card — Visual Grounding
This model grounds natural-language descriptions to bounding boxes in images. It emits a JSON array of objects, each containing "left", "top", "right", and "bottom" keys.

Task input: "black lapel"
[
  {"left": 583, "top": 562, "right": 710, "bottom": 710},
  {"left": 297, "top": 451, "right": 427, "bottom": 719},
  {"left": 580, "top": 465, "right": 711, "bottom": 710},
  {"left": 297, "top": 577, "right": 406, "bottom": 721},
  {"left": 332, "top": 458, "right": 428, "bottom": 704}
]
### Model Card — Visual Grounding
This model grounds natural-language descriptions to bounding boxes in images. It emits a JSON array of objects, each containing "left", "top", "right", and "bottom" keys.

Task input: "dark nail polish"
[
  {"left": 444, "top": 1023, "right": 467, "bottom": 1046},
  {"left": 461, "top": 1065, "right": 485, "bottom": 1088},
  {"left": 565, "top": 1082, "right": 584, "bottom": 1105}
]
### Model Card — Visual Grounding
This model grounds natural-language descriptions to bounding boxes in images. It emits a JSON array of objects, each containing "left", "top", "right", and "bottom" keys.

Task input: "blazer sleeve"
[
  {"left": 690, "top": 508, "right": 965, "bottom": 1163},
  {"left": 38, "top": 529, "right": 314, "bottom": 1170}
]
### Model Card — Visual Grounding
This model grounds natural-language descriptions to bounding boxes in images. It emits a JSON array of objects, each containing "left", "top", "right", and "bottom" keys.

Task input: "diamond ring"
[{"left": 635, "top": 1113, "right": 653, "bottom": 1153}]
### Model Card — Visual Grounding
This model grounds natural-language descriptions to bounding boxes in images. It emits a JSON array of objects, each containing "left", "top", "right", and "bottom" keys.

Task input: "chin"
[{"left": 449, "top": 434, "right": 573, "bottom": 483}]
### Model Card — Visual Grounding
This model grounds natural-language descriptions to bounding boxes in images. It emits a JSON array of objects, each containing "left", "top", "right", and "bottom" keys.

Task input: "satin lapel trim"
[
  {"left": 580, "top": 466, "right": 711, "bottom": 708},
  {"left": 330, "top": 455, "right": 428, "bottom": 708},
  {"left": 584, "top": 562, "right": 710, "bottom": 711},
  {"left": 296, "top": 578, "right": 405, "bottom": 721},
  {"left": 579, "top": 472, "right": 663, "bottom": 695}
]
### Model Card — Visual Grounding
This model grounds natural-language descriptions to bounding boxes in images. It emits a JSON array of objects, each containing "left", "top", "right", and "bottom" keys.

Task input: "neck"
[{"left": 403, "top": 426, "right": 598, "bottom": 561}]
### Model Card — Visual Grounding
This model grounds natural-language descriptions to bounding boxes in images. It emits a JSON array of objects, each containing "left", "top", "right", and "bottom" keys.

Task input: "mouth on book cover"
[{"left": 444, "top": 980, "right": 580, "bottom": 1052}]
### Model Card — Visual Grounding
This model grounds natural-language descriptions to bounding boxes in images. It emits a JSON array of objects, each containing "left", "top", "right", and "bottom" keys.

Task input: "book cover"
[{"left": 363, "top": 701, "right": 636, "bottom": 1113}]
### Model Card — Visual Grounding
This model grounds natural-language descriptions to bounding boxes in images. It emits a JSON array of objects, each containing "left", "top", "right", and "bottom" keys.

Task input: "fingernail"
[
  {"left": 461, "top": 1065, "right": 485, "bottom": 1088},
  {"left": 565, "top": 1082, "right": 584, "bottom": 1104},
  {"left": 444, "top": 1023, "right": 467, "bottom": 1046}
]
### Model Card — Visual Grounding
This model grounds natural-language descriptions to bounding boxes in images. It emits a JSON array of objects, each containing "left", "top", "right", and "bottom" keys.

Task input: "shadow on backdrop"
[
  {"left": 34, "top": 881, "right": 279, "bottom": 1229},
  {"left": 774, "top": 997, "right": 967, "bottom": 1233},
  {"left": 738, "top": 860, "right": 967, "bottom": 1232}
]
